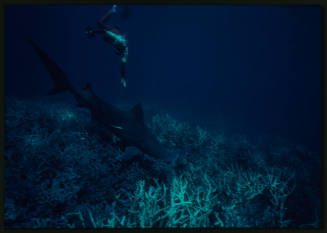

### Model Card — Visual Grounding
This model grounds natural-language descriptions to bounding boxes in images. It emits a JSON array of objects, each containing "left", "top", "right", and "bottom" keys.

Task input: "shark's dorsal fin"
[
  {"left": 131, "top": 103, "right": 144, "bottom": 123},
  {"left": 83, "top": 81, "right": 92, "bottom": 91}
]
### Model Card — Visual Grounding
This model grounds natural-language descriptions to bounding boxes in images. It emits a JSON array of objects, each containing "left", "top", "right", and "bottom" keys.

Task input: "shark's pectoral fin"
[
  {"left": 130, "top": 103, "right": 144, "bottom": 123},
  {"left": 76, "top": 101, "right": 85, "bottom": 108},
  {"left": 86, "top": 122, "right": 114, "bottom": 142},
  {"left": 117, "top": 140, "right": 127, "bottom": 152}
]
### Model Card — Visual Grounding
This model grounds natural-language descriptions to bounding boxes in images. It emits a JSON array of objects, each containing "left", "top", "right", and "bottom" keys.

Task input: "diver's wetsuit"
[{"left": 86, "top": 6, "right": 128, "bottom": 87}]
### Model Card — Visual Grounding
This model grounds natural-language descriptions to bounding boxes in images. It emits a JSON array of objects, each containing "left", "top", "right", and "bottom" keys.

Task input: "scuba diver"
[{"left": 85, "top": 5, "right": 129, "bottom": 88}]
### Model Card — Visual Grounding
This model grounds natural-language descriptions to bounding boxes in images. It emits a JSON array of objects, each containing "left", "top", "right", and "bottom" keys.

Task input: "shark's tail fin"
[{"left": 28, "top": 39, "right": 71, "bottom": 95}]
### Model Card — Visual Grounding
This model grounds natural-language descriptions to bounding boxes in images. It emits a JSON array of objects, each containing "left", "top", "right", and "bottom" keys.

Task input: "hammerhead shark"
[{"left": 28, "top": 40, "right": 177, "bottom": 165}]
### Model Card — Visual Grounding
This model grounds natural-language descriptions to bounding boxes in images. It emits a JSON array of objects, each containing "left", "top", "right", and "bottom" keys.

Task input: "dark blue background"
[{"left": 5, "top": 5, "right": 322, "bottom": 151}]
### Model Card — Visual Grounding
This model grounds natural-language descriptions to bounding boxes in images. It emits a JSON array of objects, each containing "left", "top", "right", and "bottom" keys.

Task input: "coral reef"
[{"left": 4, "top": 97, "right": 321, "bottom": 228}]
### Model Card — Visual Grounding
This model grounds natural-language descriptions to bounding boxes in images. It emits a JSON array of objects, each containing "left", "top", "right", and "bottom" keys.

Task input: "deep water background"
[
  {"left": 4, "top": 5, "right": 322, "bottom": 228},
  {"left": 5, "top": 5, "right": 322, "bottom": 152}
]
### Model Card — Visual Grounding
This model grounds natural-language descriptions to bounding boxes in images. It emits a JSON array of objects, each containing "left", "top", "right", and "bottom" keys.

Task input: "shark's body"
[{"left": 29, "top": 40, "right": 176, "bottom": 164}]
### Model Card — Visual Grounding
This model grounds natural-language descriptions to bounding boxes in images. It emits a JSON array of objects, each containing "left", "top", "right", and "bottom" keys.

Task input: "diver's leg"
[
  {"left": 97, "top": 5, "right": 117, "bottom": 28},
  {"left": 120, "top": 61, "right": 127, "bottom": 88}
]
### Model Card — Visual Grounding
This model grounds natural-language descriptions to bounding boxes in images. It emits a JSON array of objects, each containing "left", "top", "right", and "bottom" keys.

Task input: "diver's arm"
[
  {"left": 85, "top": 26, "right": 106, "bottom": 38},
  {"left": 93, "top": 29, "right": 106, "bottom": 34}
]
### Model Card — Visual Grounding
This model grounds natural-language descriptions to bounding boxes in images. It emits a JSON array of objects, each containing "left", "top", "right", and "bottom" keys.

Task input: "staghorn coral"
[{"left": 4, "top": 97, "right": 321, "bottom": 228}]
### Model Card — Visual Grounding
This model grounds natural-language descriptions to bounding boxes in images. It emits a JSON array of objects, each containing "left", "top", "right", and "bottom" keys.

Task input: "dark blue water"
[
  {"left": 5, "top": 5, "right": 322, "bottom": 151},
  {"left": 4, "top": 5, "right": 323, "bottom": 228}
]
